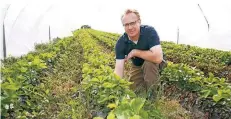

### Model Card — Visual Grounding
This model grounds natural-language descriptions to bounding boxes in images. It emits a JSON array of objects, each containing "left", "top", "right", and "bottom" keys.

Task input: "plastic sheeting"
[{"left": 1, "top": 0, "right": 231, "bottom": 60}]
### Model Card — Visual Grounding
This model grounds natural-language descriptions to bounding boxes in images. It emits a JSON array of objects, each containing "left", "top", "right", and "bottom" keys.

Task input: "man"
[{"left": 114, "top": 9, "right": 166, "bottom": 99}]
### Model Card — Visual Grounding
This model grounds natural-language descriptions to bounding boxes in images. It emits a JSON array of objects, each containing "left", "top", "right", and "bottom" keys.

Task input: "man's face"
[{"left": 122, "top": 13, "right": 141, "bottom": 38}]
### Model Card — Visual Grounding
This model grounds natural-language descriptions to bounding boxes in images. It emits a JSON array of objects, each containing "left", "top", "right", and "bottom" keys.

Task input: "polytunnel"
[{"left": 1, "top": 0, "right": 231, "bottom": 119}]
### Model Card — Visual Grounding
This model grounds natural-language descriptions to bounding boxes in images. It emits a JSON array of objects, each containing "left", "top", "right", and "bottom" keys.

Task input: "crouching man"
[{"left": 114, "top": 9, "right": 166, "bottom": 100}]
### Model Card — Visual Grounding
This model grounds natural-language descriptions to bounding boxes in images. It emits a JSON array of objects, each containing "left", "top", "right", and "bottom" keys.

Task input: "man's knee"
[{"left": 142, "top": 61, "right": 159, "bottom": 71}]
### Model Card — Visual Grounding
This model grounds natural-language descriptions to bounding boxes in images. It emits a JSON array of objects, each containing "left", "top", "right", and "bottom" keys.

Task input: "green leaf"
[
  {"left": 125, "top": 90, "right": 136, "bottom": 98},
  {"left": 26, "top": 100, "right": 31, "bottom": 106},
  {"left": 201, "top": 90, "right": 211, "bottom": 98},
  {"left": 129, "top": 115, "right": 141, "bottom": 119},
  {"left": 108, "top": 95, "right": 117, "bottom": 100},
  {"left": 20, "top": 67, "right": 27, "bottom": 73},
  {"left": 45, "top": 89, "right": 49, "bottom": 94},
  {"left": 1, "top": 82, "right": 20, "bottom": 91},
  {"left": 223, "top": 89, "right": 231, "bottom": 94},
  {"left": 93, "top": 117, "right": 104, "bottom": 119},
  {"left": 208, "top": 72, "right": 214, "bottom": 78},
  {"left": 103, "top": 82, "right": 116, "bottom": 88},
  {"left": 98, "top": 95, "right": 109, "bottom": 104},
  {"left": 212, "top": 78, "right": 218, "bottom": 83},
  {"left": 139, "top": 109, "right": 149, "bottom": 119},
  {"left": 119, "top": 79, "right": 129, "bottom": 84},
  {"left": 130, "top": 98, "right": 145, "bottom": 114},
  {"left": 32, "top": 58, "right": 40, "bottom": 65},
  {"left": 220, "top": 78, "right": 226, "bottom": 83},
  {"left": 218, "top": 89, "right": 223, "bottom": 96},
  {"left": 82, "top": 67, "right": 89, "bottom": 73},
  {"left": 107, "top": 112, "right": 116, "bottom": 119},
  {"left": 213, "top": 95, "right": 223, "bottom": 102},
  {"left": 7, "top": 77, "right": 13, "bottom": 84},
  {"left": 91, "top": 78, "right": 100, "bottom": 83},
  {"left": 27, "top": 54, "right": 34, "bottom": 60},
  {"left": 107, "top": 103, "right": 117, "bottom": 109},
  {"left": 39, "top": 63, "right": 47, "bottom": 69},
  {"left": 114, "top": 73, "right": 121, "bottom": 80},
  {"left": 114, "top": 101, "right": 130, "bottom": 117}
]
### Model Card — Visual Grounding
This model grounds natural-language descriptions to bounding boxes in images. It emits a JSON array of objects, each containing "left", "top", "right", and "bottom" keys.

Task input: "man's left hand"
[{"left": 126, "top": 49, "right": 138, "bottom": 61}]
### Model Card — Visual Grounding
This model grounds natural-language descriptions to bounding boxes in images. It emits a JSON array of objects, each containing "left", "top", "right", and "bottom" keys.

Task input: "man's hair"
[{"left": 121, "top": 9, "right": 141, "bottom": 21}]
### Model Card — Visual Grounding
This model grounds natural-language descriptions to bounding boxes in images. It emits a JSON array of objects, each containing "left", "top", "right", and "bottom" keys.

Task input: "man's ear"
[{"left": 138, "top": 19, "right": 141, "bottom": 24}]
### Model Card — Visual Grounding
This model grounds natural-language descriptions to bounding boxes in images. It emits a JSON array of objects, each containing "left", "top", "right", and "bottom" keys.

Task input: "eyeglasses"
[{"left": 123, "top": 20, "right": 139, "bottom": 28}]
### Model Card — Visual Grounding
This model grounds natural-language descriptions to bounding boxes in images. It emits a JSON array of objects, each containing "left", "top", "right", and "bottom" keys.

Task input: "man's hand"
[
  {"left": 125, "top": 45, "right": 163, "bottom": 64},
  {"left": 125, "top": 49, "right": 138, "bottom": 62}
]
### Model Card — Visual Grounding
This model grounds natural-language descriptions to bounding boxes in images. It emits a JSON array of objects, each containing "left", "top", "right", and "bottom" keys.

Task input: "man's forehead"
[{"left": 122, "top": 13, "right": 138, "bottom": 22}]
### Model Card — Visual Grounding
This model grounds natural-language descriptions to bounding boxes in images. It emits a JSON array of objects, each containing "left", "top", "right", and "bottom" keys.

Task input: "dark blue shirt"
[{"left": 115, "top": 25, "right": 160, "bottom": 66}]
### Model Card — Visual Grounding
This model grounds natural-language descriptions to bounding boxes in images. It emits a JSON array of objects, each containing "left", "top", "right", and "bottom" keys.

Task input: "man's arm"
[
  {"left": 127, "top": 45, "right": 163, "bottom": 64},
  {"left": 114, "top": 59, "right": 125, "bottom": 78}
]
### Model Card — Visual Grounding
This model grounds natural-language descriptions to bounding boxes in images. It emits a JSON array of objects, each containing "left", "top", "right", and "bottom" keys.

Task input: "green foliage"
[
  {"left": 160, "top": 62, "right": 202, "bottom": 92},
  {"left": 1, "top": 36, "right": 77, "bottom": 118},
  {"left": 1, "top": 53, "right": 50, "bottom": 118},
  {"left": 161, "top": 62, "right": 231, "bottom": 118},
  {"left": 161, "top": 41, "right": 231, "bottom": 80},
  {"left": 108, "top": 98, "right": 148, "bottom": 119}
]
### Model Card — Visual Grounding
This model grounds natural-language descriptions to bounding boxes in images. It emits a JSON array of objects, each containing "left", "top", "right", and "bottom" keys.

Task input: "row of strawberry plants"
[
  {"left": 92, "top": 29, "right": 231, "bottom": 80},
  {"left": 74, "top": 29, "right": 165, "bottom": 119},
  {"left": 86, "top": 29, "right": 116, "bottom": 51},
  {"left": 90, "top": 29, "right": 121, "bottom": 38},
  {"left": 161, "top": 62, "right": 231, "bottom": 118},
  {"left": 1, "top": 36, "right": 77, "bottom": 118},
  {"left": 36, "top": 32, "right": 86, "bottom": 118},
  {"left": 89, "top": 29, "right": 120, "bottom": 41},
  {"left": 86, "top": 29, "right": 231, "bottom": 118},
  {"left": 161, "top": 41, "right": 231, "bottom": 80}
]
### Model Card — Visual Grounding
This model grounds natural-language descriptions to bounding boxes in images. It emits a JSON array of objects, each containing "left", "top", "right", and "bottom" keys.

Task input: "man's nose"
[{"left": 128, "top": 24, "right": 132, "bottom": 29}]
